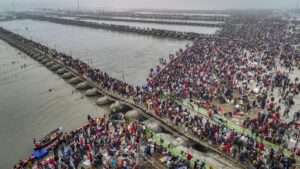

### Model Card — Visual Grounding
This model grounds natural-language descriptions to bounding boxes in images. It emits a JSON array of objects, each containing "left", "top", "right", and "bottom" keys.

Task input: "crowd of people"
[
  {"left": 144, "top": 14, "right": 300, "bottom": 168},
  {"left": 54, "top": 15, "right": 300, "bottom": 167},
  {"left": 13, "top": 113, "right": 214, "bottom": 169},
  {"left": 3, "top": 12, "right": 300, "bottom": 169},
  {"left": 14, "top": 115, "right": 143, "bottom": 169}
]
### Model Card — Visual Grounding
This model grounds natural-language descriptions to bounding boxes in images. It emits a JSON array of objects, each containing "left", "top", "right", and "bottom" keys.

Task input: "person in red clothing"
[
  {"left": 87, "top": 151, "right": 93, "bottom": 162},
  {"left": 223, "top": 143, "right": 232, "bottom": 155},
  {"left": 208, "top": 111, "right": 213, "bottom": 118},
  {"left": 256, "top": 142, "right": 265, "bottom": 153},
  {"left": 187, "top": 153, "right": 193, "bottom": 161},
  {"left": 294, "top": 147, "right": 300, "bottom": 156}
]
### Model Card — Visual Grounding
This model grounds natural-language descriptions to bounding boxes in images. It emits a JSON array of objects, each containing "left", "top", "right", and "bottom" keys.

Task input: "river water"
[
  {"left": 0, "top": 19, "right": 192, "bottom": 85},
  {"left": 0, "top": 40, "right": 107, "bottom": 169}
]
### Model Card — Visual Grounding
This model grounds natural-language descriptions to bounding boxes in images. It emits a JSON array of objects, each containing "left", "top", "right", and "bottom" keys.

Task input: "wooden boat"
[{"left": 34, "top": 127, "right": 63, "bottom": 150}]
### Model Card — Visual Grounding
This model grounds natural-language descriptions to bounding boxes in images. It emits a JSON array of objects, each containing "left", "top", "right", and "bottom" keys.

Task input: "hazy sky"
[{"left": 0, "top": 0, "right": 298, "bottom": 11}]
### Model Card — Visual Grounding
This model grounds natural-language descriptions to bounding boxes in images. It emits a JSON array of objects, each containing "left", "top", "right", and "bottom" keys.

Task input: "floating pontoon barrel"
[
  {"left": 41, "top": 58, "right": 49, "bottom": 64},
  {"left": 50, "top": 64, "right": 61, "bottom": 71},
  {"left": 110, "top": 112, "right": 125, "bottom": 121},
  {"left": 69, "top": 77, "right": 82, "bottom": 84},
  {"left": 143, "top": 119, "right": 161, "bottom": 132},
  {"left": 62, "top": 72, "right": 73, "bottom": 79},
  {"left": 124, "top": 110, "right": 141, "bottom": 120},
  {"left": 96, "top": 96, "right": 111, "bottom": 105},
  {"left": 36, "top": 55, "right": 45, "bottom": 61},
  {"left": 110, "top": 101, "right": 125, "bottom": 112},
  {"left": 32, "top": 55, "right": 39, "bottom": 59},
  {"left": 57, "top": 68, "right": 66, "bottom": 74},
  {"left": 45, "top": 61, "right": 54, "bottom": 67},
  {"left": 75, "top": 81, "right": 89, "bottom": 89},
  {"left": 85, "top": 88, "right": 98, "bottom": 96},
  {"left": 31, "top": 54, "right": 40, "bottom": 59}
]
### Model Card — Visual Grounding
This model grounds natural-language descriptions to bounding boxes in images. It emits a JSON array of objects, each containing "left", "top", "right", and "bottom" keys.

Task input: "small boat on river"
[{"left": 33, "top": 127, "right": 63, "bottom": 150}]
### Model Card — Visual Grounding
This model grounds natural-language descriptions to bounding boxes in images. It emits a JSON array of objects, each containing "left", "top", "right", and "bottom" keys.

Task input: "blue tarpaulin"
[{"left": 32, "top": 148, "right": 48, "bottom": 160}]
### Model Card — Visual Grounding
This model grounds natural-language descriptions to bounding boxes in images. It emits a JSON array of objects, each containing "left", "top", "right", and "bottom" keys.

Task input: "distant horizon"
[
  {"left": 1, "top": 7, "right": 300, "bottom": 13},
  {"left": 0, "top": 0, "right": 298, "bottom": 12}
]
